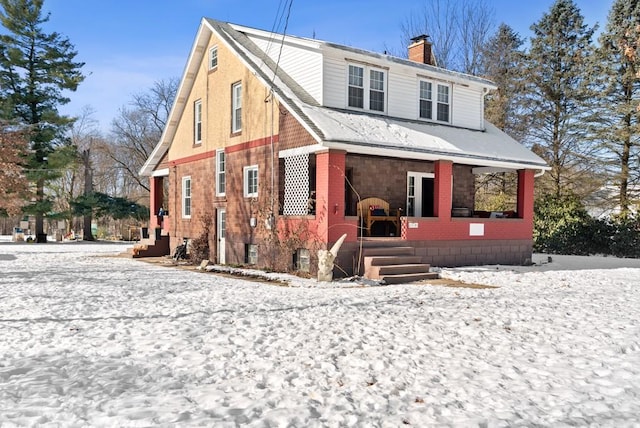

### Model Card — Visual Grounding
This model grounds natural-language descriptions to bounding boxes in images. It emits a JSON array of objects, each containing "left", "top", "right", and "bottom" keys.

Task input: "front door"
[
  {"left": 407, "top": 172, "right": 435, "bottom": 217},
  {"left": 217, "top": 208, "right": 226, "bottom": 264}
]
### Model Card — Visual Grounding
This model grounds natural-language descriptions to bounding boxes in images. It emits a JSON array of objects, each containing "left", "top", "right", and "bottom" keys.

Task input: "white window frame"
[
  {"left": 209, "top": 46, "right": 218, "bottom": 70},
  {"left": 418, "top": 79, "right": 451, "bottom": 123},
  {"left": 182, "top": 176, "right": 191, "bottom": 218},
  {"left": 216, "top": 149, "right": 226, "bottom": 196},
  {"left": 243, "top": 165, "right": 258, "bottom": 198},
  {"left": 194, "top": 100, "right": 202, "bottom": 144},
  {"left": 232, "top": 82, "right": 242, "bottom": 133},
  {"left": 346, "top": 63, "right": 386, "bottom": 113}
]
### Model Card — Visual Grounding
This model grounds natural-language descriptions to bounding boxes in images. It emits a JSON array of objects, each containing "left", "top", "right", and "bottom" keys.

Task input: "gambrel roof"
[{"left": 140, "top": 18, "right": 548, "bottom": 176}]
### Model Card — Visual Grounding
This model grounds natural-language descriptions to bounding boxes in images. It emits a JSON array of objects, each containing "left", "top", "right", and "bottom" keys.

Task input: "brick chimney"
[{"left": 408, "top": 34, "right": 434, "bottom": 66}]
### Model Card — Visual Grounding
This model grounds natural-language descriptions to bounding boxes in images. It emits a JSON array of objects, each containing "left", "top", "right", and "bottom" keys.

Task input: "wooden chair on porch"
[{"left": 357, "top": 197, "right": 402, "bottom": 237}]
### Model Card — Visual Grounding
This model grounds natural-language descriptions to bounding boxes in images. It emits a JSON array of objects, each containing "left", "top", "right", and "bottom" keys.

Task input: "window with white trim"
[
  {"left": 194, "top": 100, "right": 202, "bottom": 144},
  {"left": 209, "top": 46, "right": 218, "bottom": 70},
  {"left": 232, "top": 82, "right": 242, "bottom": 133},
  {"left": 348, "top": 65, "right": 364, "bottom": 108},
  {"left": 182, "top": 176, "right": 191, "bottom": 218},
  {"left": 243, "top": 165, "right": 258, "bottom": 197},
  {"left": 419, "top": 79, "right": 450, "bottom": 123},
  {"left": 347, "top": 64, "right": 386, "bottom": 112},
  {"left": 437, "top": 84, "right": 450, "bottom": 122},
  {"left": 216, "top": 149, "right": 225, "bottom": 196}
]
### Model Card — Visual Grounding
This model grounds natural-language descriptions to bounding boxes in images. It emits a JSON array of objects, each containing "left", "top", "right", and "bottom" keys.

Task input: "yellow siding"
[{"left": 168, "top": 32, "right": 280, "bottom": 160}]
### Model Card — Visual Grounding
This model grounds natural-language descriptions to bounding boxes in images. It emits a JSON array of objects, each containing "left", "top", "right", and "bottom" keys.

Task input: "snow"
[{"left": 1, "top": 241, "right": 640, "bottom": 427}]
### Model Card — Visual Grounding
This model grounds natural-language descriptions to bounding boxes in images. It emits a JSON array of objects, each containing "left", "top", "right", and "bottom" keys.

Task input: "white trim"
[
  {"left": 323, "top": 141, "right": 548, "bottom": 171},
  {"left": 278, "top": 144, "right": 324, "bottom": 159},
  {"left": 182, "top": 176, "right": 192, "bottom": 218},
  {"left": 232, "top": 82, "right": 242, "bottom": 133},
  {"left": 194, "top": 99, "right": 202, "bottom": 144},
  {"left": 209, "top": 45, "right": 218, "bottom": 70},
  {"left": 243, "top": 165, "right": 258, "bottom": 197},
  {"left": 472, "top": 167, "right": 515, "bottom": 174},
  {"left": 151, "top": 168, "right": 169, "bottom": 177},
  {"left": 216, "top": 149, "right": 226, "bottom": 196},
  {"left": 346, "top": 63, "right": 387, "bottom": 113}
]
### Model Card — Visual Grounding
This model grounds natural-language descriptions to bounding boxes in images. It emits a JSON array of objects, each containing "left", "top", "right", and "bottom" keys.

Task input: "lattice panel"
[{"left": 283, "top": 153, "right": 310, "bottom": 215}]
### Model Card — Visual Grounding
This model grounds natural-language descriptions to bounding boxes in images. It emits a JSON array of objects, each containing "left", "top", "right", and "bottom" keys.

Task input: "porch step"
[
  {"left": 365, "top": 255, "right": 423, "bottom": 267},
  {"left": 380, "top": 272, "right": 440, "bottom": 284},
  {"left": 362, "top": 246, "right": 439, "bottom": 284},
  {"left": 126, "top": 230, "right": 170, "bottom": 258},
  {"left": 361, "top": 246, "right": 415, "bottom": 257},
  {"left": 369, "top": 263, "right": 432, "bottom": 276}
]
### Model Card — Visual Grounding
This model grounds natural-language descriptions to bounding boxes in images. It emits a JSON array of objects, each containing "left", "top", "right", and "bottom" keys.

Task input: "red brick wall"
[{"left": 279, "top": 108, "right": 317, "bottom": 150}]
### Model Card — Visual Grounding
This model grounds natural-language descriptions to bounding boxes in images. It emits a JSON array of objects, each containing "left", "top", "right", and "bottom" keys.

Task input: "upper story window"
[
  {"left": 348, "top": 65, "right": 364, "bottom": 108},
  {"left": 347, "top": 64, "right": 386, "bottom": 113},
  {"left": 419, "top": 80, "right": 450, "bottom": 123},
  {"left": 216, "top": 149, "right": 225, "bottom": 196},
  {"left": 194, "top": 99, "right": 202, "bottom": 144},
  {"left": 209, "top": 46, "right": 218, "bottom": 70},
  {"left": 244, "top": 165, "right": 258, "bottom": 197},
  {"left": 182, "top": 176, "right": 191, "bottom": 218},
  {"left": 232, "top": 82, "right": 242, "bottom": 133}
]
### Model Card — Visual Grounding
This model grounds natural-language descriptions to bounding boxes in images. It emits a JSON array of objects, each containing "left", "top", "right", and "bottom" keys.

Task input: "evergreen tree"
[
  {"left": 523, "top": 0, "right": 599, "bottom": 199},
  {"left": 482, "top": 23, "right": 527, "bottom": 142},
  {"left": 475, "top": 24, "right": 527, "bottom": 211},
  {"left": 591, "top": 0, "right": 640, "bottom": 217},
  {"left": 0, "top": 0, "right": 84, "bottom": 242}
]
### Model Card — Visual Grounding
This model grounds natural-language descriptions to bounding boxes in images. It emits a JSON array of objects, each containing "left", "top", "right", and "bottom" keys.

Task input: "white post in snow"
[{"left": 317, "top": 233, "right": 347, "bottom": 282}]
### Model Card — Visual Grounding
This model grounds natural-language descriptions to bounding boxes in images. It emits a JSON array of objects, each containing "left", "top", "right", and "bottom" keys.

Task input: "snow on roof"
[{"left": 298, "top": 105, "right": 548, "bottom": 169}]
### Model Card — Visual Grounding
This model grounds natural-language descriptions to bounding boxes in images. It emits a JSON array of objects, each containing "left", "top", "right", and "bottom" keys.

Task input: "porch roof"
[{"left": 295, "top": 106, "right": 549, "bottom": 170}]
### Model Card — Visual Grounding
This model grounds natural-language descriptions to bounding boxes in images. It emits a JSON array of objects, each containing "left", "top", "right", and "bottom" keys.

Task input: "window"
[
  {"left": 194, "top": 100, "right": 202, "bottom": 144},
  {"left": 294, "top": 248, "right": 310, "bottom": 272},
  {"left": 182, "top": 176, "right": 191, "bottom": 218},
  {"left": 209, "top": 46, "right": 218, "bottom": 70},
  {"left": 244, "top": 165, "right": 258, "bottom": 197},
  {"left": 419, "top": 81, "right": 432, "bottom": 119},
  {"left": 347, "top": 64, "right": 386, "bottom": 112},
  {"left": 369, "top": 69, "right": 385, "bottom": 111},
  {"left": 216, "top": 149, "right": 225, "bottom": 196},
  {"left": 232, "top": 82, "right": 242, "bottom": 133},
  {"left": 437, "top": 84, "right": 450, "bottom": 122},
  {"left": 418, "top": 80, "right": 450, "bottom": 123},
  {"left": 245, "top": 244, "right": 258, "bottom": 265},
  {"left": 348, "top": 65, "right": 364, "bottom": 108}
]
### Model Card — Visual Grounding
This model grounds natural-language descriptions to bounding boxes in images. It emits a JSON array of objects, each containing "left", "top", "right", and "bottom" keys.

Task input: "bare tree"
[
  {"left": 399, "top": 0, "right": 495, "bottom": 74},
  {"left": 104, "top": 78, "right": 178, "bottom": 197},
  {"left": 0, "top": 121, "right": 30, "bottom": 216}
]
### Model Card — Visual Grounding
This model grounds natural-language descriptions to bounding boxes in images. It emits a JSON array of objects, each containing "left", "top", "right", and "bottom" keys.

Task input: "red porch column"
[
  {"left": 315, "top": 149, "right": 347, "bottom": 243},
  {"left": 517, "top": 169, "right": 535, "bottom": 226},
  {"left": 434, "top": 160, "right": 453, "bottom": 220},
  {"left": 149, "top": 176, "right": 164, "bottom": 230}
]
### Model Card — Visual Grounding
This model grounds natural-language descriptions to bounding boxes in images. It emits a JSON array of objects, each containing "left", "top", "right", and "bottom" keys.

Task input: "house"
[{"left": 138, "top": 18, "right": 549, "bottom": 279}]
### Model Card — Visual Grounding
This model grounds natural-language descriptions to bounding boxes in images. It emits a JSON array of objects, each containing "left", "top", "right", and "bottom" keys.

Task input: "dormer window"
[
  {"left": 419, "top": 79, "right": 450, "bottom": 123},
  {"left": 348, "top": 65, "right": 364, "bottom": 108},
  {"left": 209, "top": 46, "right": 218, "bottom": 70},
  {"left": 347, "top": 64, "right": 386, "bottom": 113}
]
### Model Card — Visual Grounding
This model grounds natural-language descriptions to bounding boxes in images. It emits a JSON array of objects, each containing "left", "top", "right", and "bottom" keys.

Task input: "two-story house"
[{"left": 139, "top": 18, "right": 548, "bottom": 279}]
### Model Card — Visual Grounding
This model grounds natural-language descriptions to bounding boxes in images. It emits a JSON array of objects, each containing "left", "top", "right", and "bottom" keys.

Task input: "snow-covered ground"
[{"left": 1, "top": 240, "right": 639, "bottom": 427}]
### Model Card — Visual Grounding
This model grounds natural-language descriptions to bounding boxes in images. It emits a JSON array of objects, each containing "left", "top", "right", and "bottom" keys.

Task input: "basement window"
[
  {"left": 293, "top": 248, "right": 311, "bottom": 272},
  {"left": 245, "top": 244, "right": 258, "bottom": 265}
]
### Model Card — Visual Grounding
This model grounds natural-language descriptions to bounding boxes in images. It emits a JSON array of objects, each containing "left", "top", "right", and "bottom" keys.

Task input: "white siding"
[
  {"left": 452, "top": 85, "right": 483, "bottom": 130},
  {"left": 387, "top": 69, "right": 417, "bottom": 118},
  {"left": 248, "top": 35, "right": 323, "bottom": 103},
  {"left": 322, "top": 54, "right": 347, "bottom": 108}
]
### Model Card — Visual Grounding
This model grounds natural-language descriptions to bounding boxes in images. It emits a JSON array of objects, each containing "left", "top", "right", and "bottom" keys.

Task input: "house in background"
[{"left": 138, "top": 18, "right": 549, "bottom": 280}]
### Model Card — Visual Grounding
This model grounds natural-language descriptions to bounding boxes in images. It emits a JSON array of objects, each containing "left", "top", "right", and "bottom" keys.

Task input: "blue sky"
[{"left": 36, "top": 0, "right": 612, "bottom": 131}]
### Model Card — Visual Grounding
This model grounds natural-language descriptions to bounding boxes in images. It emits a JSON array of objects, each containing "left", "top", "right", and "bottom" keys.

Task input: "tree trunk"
[
  {"left": 35, "top": 178, "right": 46, "bottom": 243},
  {"left": 82, "top": 148, "right": 95, "bottom": 241}
]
